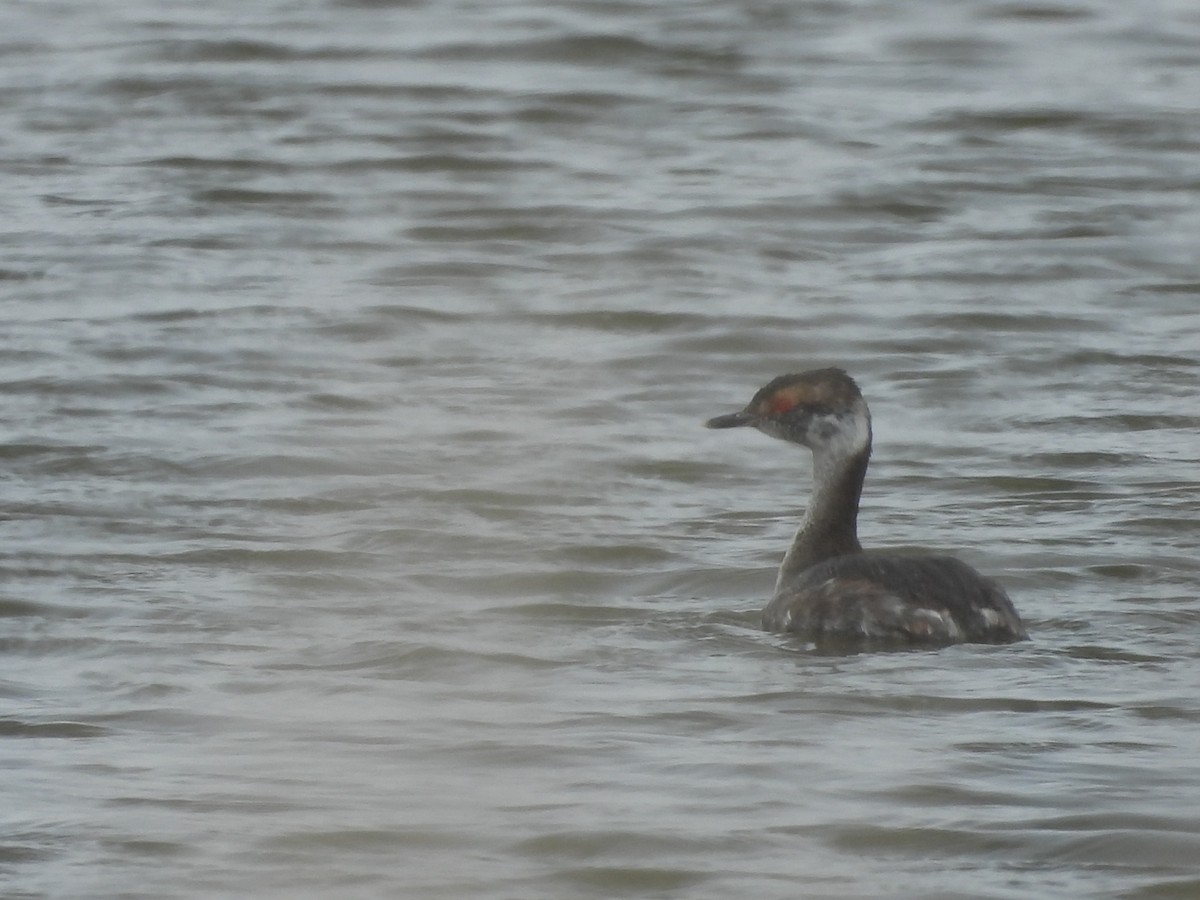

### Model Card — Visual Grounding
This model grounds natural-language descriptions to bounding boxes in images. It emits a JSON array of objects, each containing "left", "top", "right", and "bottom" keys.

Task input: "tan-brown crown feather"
[{"left": 747, "top": 368, "right": 863, "bottom": 417}]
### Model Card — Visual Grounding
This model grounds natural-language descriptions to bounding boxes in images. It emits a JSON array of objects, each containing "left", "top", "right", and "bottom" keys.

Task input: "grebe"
[{"left": 706, "top": 368, "right": 1027, "bottom": 645}]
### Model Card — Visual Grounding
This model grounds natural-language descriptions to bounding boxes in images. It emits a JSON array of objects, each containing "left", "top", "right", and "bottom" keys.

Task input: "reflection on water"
[{"left": 3, "top": 0, "right": 1200, "bottom": 897}]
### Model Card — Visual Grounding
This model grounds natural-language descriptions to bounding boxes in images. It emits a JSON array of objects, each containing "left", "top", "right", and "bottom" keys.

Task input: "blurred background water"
[{"left": 3, "top": 0, "right": 1200, "bottom": 897}]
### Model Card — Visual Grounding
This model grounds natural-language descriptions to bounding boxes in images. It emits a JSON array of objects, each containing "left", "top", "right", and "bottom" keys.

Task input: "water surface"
[{"left": 3, "top": 1, "right": 1200, "bottom": 897}]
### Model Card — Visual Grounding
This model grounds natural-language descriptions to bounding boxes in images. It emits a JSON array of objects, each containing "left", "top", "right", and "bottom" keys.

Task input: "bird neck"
[{"left": 775, "top": 442, "right": 870, "bottom": 591}]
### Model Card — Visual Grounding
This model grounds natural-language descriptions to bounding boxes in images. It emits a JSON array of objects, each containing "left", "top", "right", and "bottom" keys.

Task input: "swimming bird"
[{"left": 707, "top": 368, "right": 1027, "bottom": 646}]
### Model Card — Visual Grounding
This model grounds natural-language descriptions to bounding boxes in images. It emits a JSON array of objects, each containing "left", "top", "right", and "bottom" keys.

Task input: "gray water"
[{"left": 4, "top": 1, "right": 1200, "bottom": 897}]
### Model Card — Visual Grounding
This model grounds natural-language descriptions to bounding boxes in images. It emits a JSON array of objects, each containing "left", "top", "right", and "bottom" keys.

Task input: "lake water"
[{"left": 3, "top": 1, "right": 1200, "bottom": 897}]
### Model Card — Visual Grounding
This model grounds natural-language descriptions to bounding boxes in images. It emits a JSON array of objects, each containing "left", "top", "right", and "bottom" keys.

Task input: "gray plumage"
[
  {"left": 763, "top": 554, "right": 1025, "bottom": 644},
  {"left": 707, "top": 368, "right": 1027, "bottom": 647}
]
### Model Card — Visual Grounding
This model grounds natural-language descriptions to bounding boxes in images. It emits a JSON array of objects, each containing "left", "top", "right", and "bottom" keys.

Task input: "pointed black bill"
[{"left": 705, "top": 410, "right": 756, "bottom": 429}]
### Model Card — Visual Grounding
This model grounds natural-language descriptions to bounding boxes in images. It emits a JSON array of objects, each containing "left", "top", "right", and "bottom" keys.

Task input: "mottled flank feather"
[{"left": 763, "top": 555, "right": 1026, "bottom": 644}]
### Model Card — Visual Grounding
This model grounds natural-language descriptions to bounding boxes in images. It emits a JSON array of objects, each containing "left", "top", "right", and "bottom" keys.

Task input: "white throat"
[
  {"left": 808, "top": 400, "right": 871, "bottom": 484},
  {"left": 773, "top": 400, "right": 872, "bottom": 591}
]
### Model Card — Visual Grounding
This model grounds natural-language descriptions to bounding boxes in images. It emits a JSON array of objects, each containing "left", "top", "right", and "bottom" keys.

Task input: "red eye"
[{"left": 769, "top": 394, "right": 797, "bottom": 415}]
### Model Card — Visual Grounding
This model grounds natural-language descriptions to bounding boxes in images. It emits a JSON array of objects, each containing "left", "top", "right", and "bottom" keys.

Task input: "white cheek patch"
[{"left": 809, "top": 403, "right": 871, "bottom": 459}]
